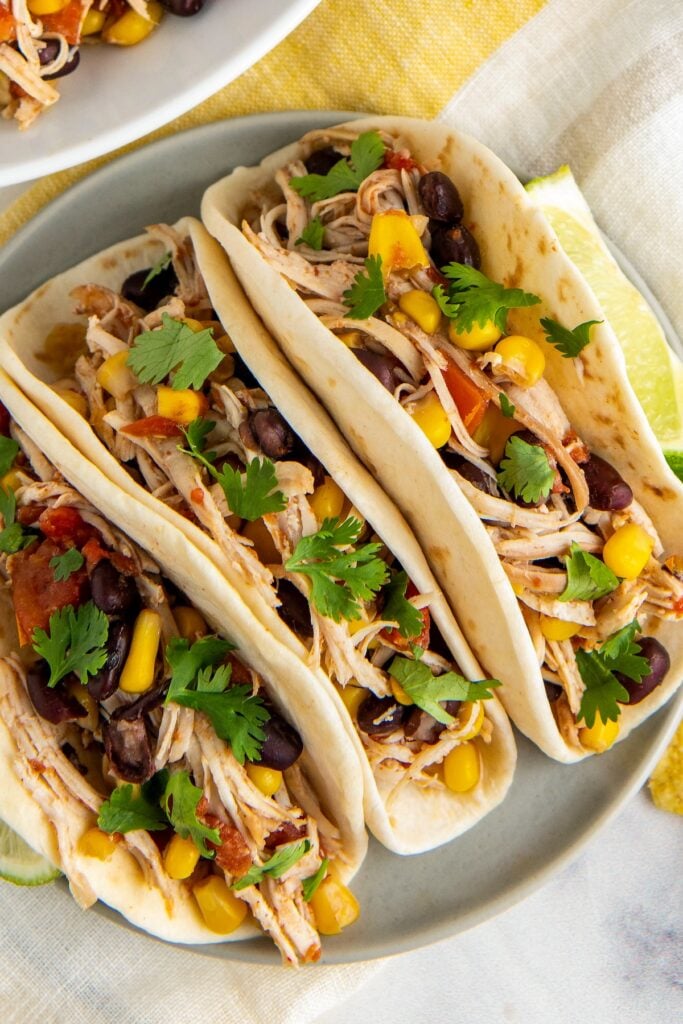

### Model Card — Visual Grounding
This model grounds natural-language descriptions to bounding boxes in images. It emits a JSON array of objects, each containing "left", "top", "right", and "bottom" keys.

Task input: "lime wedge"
[
  {"left": 0, "top": 819, "right": 61, "bottom": 886},
  {"left": 526, "top": 167, "right": 683, "bottom": 468}
]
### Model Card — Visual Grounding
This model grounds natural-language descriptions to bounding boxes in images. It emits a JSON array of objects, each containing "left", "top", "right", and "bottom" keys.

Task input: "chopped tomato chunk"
[
  {"left": 81, "top": 536, "right": 136, "bottom": 576},
  {"left": 41, "top": 0, "right": 88, "bottom": 45},
  {"left": 443, "top": 362, "right": 489, "bottom": 434},
  {"left": 9, "top": 539, "right": 89, "bottom": 645},
  {"left": 38, "top": 506, "right": 97, "bottom": 547},
  {"left": 674, "top": 596, "right": 683, "bottom": 616},
  {"left": 381, "top": 580, "right": 431, "bottom": 650},
  {"left": 196, "top": 797, "right": 252, "bottom": 878},
  {"left": 265, "top": 821, "right": 307, "bottom": 851},
  {"left": 122, "top": 416, "right": 183, "bottom": 438},
  {"left": 384, "top": 150, "right": 417, "bottom": 172},
  {"left": 0, "top": 3, "right": 16, "bottom": 43}
]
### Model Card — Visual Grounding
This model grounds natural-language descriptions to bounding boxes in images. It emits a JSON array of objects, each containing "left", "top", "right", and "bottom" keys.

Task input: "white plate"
[
  {"left": 0, "top": 0, "right": 320, "bottom": 186},
  {"left": 0, "top": 113, "right": 681, "bottom": 965}
]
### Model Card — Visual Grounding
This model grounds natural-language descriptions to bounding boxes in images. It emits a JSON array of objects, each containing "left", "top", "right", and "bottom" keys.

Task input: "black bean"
[
  {"left": 418, "top": 172, "right": 464, "bottom": 223},
  {"left": 159, "top": 0, "right": 205, "bottom": 14},
  {"left": 616, "top": 637, "right": 670, "bottom": 705},
  {"left": 442, "top": 451, "right": 499, "bottom": 496},
  {"left": 544, "top": 681, "right": 563, "bottom": 703},
  {"left": 431, "top": 224, "right": 481, "bottom": 269},
  {"left": 352, "top": 347, "right": 402, "bottom": 392},
  {"left": 356, "top": 695, "right": 409, "bottom": 738},
  {"left": 121, "top": 263, "right": 178, "bottom": 312},
  {"left": 258, "top": 712, "right": 303, "bottom": 770},
  {"left": 305, "top": 147, "right": 341, "bottom": 176},
  {"left": 103, "top": 716, "right": 154, "bottom": 783},
  {"left": 248, "top": 408, "right": 295, "bottom": 459},
  {"left": 276, "top": 579, "right": 313, "bottom": 639},
  {"left": 113, "top": 683, "right": 166, "bottom": 721},
  {"left": 583, "top": 454, "right": 633, "bottom": 511},
  {"left": 90, "top": 559, "right": 138, "bottom": 616},
  {"left": 87, "top": 621, "right": 133, "bottom": 701},
  {"left": 26, "top": 662, "right": 86, "bottom": 725},
  {"left": 404, "top": 700, "right": 461, "bottom": 744},
  {"left": 41, "top": 45, "right": 80, "bottom": 81}
]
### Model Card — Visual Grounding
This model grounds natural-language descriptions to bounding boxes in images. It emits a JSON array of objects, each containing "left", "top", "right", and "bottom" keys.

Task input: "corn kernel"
[
  {"left": 309, "top": 876, "right": 360, "bottom": 935},
  {"left": 368, "top": 210, "right": 430, "bottom": 277},
  {"left": 602, "top": 523, "right": 654, "bottom": 580},
  {"left": 337, "top": 331, "right": 361, "bottom": 348},
  {"left": 448, "top": 319, "right": 501, "bottom": 351},
  {"left": 408, "top": 392, "right": 451, "bottom": 448},
  {"left": 81, "top": 8, "right": 106, "bottom": 34},
  {"left": 157, "top": 386, "right": 207, "bottom": 424},
  {"left": 164, "top": 834, "right": 200, "bottom": 880},
  {"left": 495, "top": 335, "right": 546, "bottom": 387},
  {"left": 309, "top": 476, "right": 345, "bottom": 523},
  {"left": 193, "top": 875, "right": 248, "bottom": 934},
  {"left": 55, "top": 388, "right": 88, "bottom": 417},
  {"left": 27, "top": 0, "right": 69, "bottom": 13},
  {"left": 174, "top": 606, "right": 208, "bottom": 643},
  {"left": 579, "top": 713, "right": 620, "bottom": 753},
  {"left": 390, "top": 677, "right": 413, "bottom": 706},
  {"left": 103, "top": 2, "right": 162, "bottom": 45},
  {"left": 458, "top": 701, "right": 485, "bottom": 740},
  {"left": 96, "top": 351, "right": 138, "bottom": 400},
  {"left": 78, "top": 827, "right": 117, "bottom": 861},
  {"left": 539, "top": 616, "right": 582, "bottom": 641},
  {"left": 242, "top": 519, "right": 280, "bottom": 564},
  {"left": 472, "top": 405, "right": 519, "bottom": 464},
  {"left": 246, "top": 764, "right": 283, "bottom": 798},
  {"left": 443, "top": 741, "right": 480, "bottom": 793},
  {"left": 336, "top": 684, "right": 366, "bottom": 719},
  {"left": 119, "top": 609, "right": 162, "bottom": 693},
  {"left": 1, "top": 469, "right": 22, "bottom": 492},
  {"left": 398, "top": 290, "right": 442, "bottom": 334}
]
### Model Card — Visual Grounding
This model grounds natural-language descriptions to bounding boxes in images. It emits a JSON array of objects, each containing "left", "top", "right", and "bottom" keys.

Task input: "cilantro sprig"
[
  {"left": 541, "top": 317, "right": 602, "bottom": 359},
  {"left": 382, "top": 570, "right": 424, "bottom": 640},
  {"left": 559, "top": 543, "right": 619, "bottom": 603},
  {"left": 302, "top": 857, "right": 329, "bottom": 902},
  {"left": 0, "top": 436, "right": 19, "bottom": 477},
  {"left": 577, "top": 621, "right": 649, "bottom": 727},
  {"left": 388, "top": 656, "right": 500, "bottom": 724},
  {"left": 499, "top": 392, "right": 515, "bottom": 418},
  {"left": 161, "top": 770, "right": 222, "bottom": 857},
  {"left": 290, "top": 131, "right": 385, "bottom": 203},
  {"left": 32, "top": 602, "right": 109, "bottom": 688},
  {"left": 342, "top": 255, "right": 386, "bottom": 319},
  {"left": 142, "top": 251, "right": 172, "bottom": 291},
  {"left": 232, "top": 840, "right": 311, "bottom": 891},
  {"left": 439, "top": 264, "right": 540, "bottom": 333},
  {"left": 50, "top": 547, "right": 85, "bottom": 583},
  {"left": 127, "top": 314, "right": 223, "bottom": 391},
  {"left": 179, "top": 418, "right": 286, "bottom": 522},
  {"left": 496, "top": 435, "right": 555, "bottom": 503},
  {"left": 0, "top": 486, "right": 35, "bottom": 554},
  {"left": 98, "top": 779, "right": 168, "bottom": 835},
  {"left": 285, "top": 517, "right": 389, "bottom": 622},
  {"left": 295, "top": 216, "right": 325, "bottom": 250},
  {"left": 165, "top": 636, "right": 269, "bottom": 763}
]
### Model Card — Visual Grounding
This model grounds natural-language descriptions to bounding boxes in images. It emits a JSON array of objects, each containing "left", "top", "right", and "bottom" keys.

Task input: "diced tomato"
[
  {"left": 265, "top": 822, "right": 308, "bottom": 851},
  {"left": 41, "top": 0, "right": 88, "bottom": 45},
  {"left": 0, "top": 402, "right": 10, "bottom": 437},
  {"left": 443, "top": 362, "right": 489, "bottom": 434},
  {"left": 381, "top": 580, "right": 431, "bottom": 650},
  {"left": 673, "top": 596, "right": 683, "bottom": 616},
  {"left": 196, "top": 797, "right": 252, "bottom": 878},
  {"left": 9, "top": 538, "right": 90, "bottom": 645},
  {"left": 38, "top": 506, "right": 97, "bottom": 547},
  {"left": 122, "top": 416, "right": 183, "bottom": 438},
  {"left": 81, "top": 536, "right": 136, "bottom": 576},
  {"left": 384, "top": 150, "right": 418, "bottom": 172},
  {"left": 0, "top": 4, "right": 16, "bottom": 44}
]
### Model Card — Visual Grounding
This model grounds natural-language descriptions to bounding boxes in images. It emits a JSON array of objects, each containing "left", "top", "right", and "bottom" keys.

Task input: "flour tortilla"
[
  {"left": 0, "top": 369, "right": 367, "bottom": 941},
  {"left": 0, "top": 221, "right": 515, "bottom": 852},
  {"left": 200, "top": 115, "right": 683, "bottom": 763}
]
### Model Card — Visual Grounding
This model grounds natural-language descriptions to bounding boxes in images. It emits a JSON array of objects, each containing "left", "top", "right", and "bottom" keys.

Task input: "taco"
[
  {"left": 199, "top": 116, "right": 683, "bottom": 763},
  {"left": 0, "top": 217, "right": 515, "bottom": 852},
  {"left": 0, "top": 370, "right": 367, "bottom": 964}
]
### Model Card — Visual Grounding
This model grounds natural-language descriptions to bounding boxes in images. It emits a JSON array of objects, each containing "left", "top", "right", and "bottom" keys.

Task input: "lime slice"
[
  {"left": 0, "top": 818, "right": 61, "bottom": 886},
  {"left": 526, "top": 166, "right": 683, "bottom": 467}
]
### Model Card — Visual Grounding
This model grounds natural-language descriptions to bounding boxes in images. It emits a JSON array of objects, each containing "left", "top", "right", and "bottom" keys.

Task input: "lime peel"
[{"left": 0, "top": 819, "right": 61, "bottom": 886}]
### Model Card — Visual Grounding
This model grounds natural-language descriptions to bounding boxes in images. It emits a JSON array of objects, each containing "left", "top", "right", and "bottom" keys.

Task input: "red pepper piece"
[
  {"left": 443, "top": 362, "right": 489, "bottom": 434},
  {"left": 383, "top": 150, "right": 418, "bottom": 172},
  {"left": 38, "top": 506, "right": 97, "bottom": 547},
  {"left": 122, "top": 416, "right": 183, "bottom": 438},
  {"left": 41, "top": 0, "right": 88, "bottom": 45}
]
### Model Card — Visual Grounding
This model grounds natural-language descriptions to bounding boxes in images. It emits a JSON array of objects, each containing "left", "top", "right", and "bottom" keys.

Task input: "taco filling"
[
  {"left": 232, "top": 126, "right": 683, "bottom": 755},
  {"left": 0, "top": 406, "right": 360, "bottom": 964},
  {"left": 38, "top": 222, "right": 502, "bottom": 810}
]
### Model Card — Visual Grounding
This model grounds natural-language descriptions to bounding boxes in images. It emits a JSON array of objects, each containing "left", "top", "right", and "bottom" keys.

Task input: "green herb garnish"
[
  {"left": 142, "top": 251, "right": 172, "bottom": 290},
  {"left": 0, "top": 486, "right": 35, "bottom": 554},
  {"left": 49, "top": 547, "right": 85, "bottom": 583},
  {"left": 290, "top": 132, "right": 385, "bottom": 202},
  {"left": 440, "top": 264, "right": 541, "bottom": 332},
  {"left": 232, "top": 840, "right": 311, "bottom": 891},
  {"left": 559, "top": 542, "right": 619, "bottom": 603},
  {"left": 0, "top": 436, "right": 19, "bottom": 477},
  {"left": 295, "top": 216, "right": 325, "bottom": 250},
  {"left": 496, "top": 435, "right": 555, "bottom": 503},
  {"left": 382, "top": 570, "right": 424, "bottom": 639},
  {"left": 540, "top": 317, "right": 602, "bottom": 358},
  {"left": 127, "top": 314, "right": 223, "bottom": 390},
  {"left": 388, "top": 656, "right": 500, "bottom": 724},
  {"left": 499, "top": 392, "right": 516, "bottom": 418},
  {"left": 161, "top": 770, "right": 222, "bottom": 857},
  {"left": 97, "top": 779, "right": 168, "bottom": 835},
  {"left": 342, "top": 255, "right": 386, "bottom": 320},
  {"left": 302, "top": 858, "right": 329, "bottom": 902},
  {"left": 576, "top": 621, "right": 649, "bottom": 727},
  {"left": 32, "top": 602, "right": 109, "bottom": 688}
]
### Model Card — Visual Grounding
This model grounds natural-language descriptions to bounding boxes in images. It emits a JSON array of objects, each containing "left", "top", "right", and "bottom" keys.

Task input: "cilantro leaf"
[
  {"left": 302, "top": 857, "right": 329, "bottom": 902},
  {"left": 559, "top": 542, "right": 619, "bottom": 602},
  {"left": 295, "top": 216, "right": 325, "bottom": 250},
  {"left": 342, "top": 255, "right": 386, "bottom": 320},
  {"left": 0, "top": 436, "right": 19, "bottom": 478},
  {"left": 166, "top": 634, "right": 235, "bottom": 701},
  {"left": 496, "top": 435, "right": 555, "bottom": 503},
  {"left": 0, "top": 486, "right": 35, "bottom": 554},
  {"left": 382, "top": 571, "right": 424, "bottom": 639},
  {"left": 388, "top": 656, "right": 501, "bottom": 724},
  {"left": 32, "top": 602, "right": 109, "bottom": 688},
  {"left": 49, "top": 547, "right": 85, "bottom": 583},
  {"left": 142, "top": 251, "right": 172, "bottom": 291},
  {"left": 432, "top": 283, "right": 460, "bottom": 319},
  {"left": 127, "top": 313, "right": 223, "bottom": 390},
  {"left": 541, "top": 317, "right": 602, "bottom": 358},
  {"left": 232, "top": 840, "right": 311, "bottom": 891},
  {"left": 499, "top": 392, "right": 515, "bottom": 418},
  {"left": 441, "top": 264, "right": 541, "bottom": 333},
  {"left": 97, "top": 779, "right": 168, "bottom": 834},
  {"left": 290, "top": 131, "right": 385, "bottom": 202},
  {"left": 216, "top": 458, "right": 286, "bottom": 522},
  {"left": 577, "top": 621, "right": 650, "bottom": 727},
  {"left": 181, "top": 416, "right": 217, "bottom": 461},
  {"left": 285, "top": 517, "right": 389, "bottom": 622},
  {"left": 161, "top": 770, "right": 221, "bottom": 857}
]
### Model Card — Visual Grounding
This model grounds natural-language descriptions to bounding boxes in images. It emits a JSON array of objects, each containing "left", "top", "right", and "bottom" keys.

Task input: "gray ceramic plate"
[{"left": 1, "top": 112, "right": 681, "bottom": 965}]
